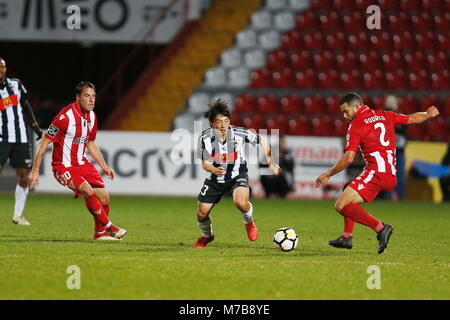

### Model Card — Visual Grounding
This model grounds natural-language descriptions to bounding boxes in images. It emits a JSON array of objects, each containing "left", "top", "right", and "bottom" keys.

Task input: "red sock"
[
  {"left": 343, "top": 217, "right": 355, "bottom": 238},
  {"left": 94, "top": 204, "right": 110, "bottom": 233},
  {"left": 340, "top": 204, "right": 383, "bottom": 232},
  {"left": 84, "top": 194, "right": 111, "bottom": 228}
]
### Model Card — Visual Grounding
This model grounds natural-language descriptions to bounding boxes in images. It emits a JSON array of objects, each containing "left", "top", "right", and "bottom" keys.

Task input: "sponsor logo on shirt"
[
  {"left": 0, "top": 94, "right": 18, "bottom": 111},
  {"left": 47, "top": 124, "right": 59, "bottom": 138}
]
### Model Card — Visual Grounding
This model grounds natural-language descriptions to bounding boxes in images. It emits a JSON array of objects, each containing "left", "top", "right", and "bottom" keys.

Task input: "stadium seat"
[
  {"left": 310, "top": 0, "right": 333, "bottom": 10},
  {"left": 274, "top": 11, "right": 296, "bottom": 32},
  {"left": 188, "top": 92, "right": 210, "bottom": 113},
  {"left": 325, "top": 95, "right": 341, "bottom": 115},
  {"left": 317, "top": 69, "right": 339, "bottom": 89},
  {"left": 313, "top": 51, "right": 334, "bottom": 70},
  {"left": 358, "top": 51, "right": 380, "bottom": 70},
  {"left": 354, "top": 0, "right": 375, "bottom": 10},
  {"left": 290, "top": 49, "right": 311, "bottom": 69},
  {"left": 369, "top": 32, "right": 391, "bottom": 51},
  {"left": 385, "top": 70, "right": 407, "bottom": 90},
  {"left": 228, "top": 67, "right": 250, "bottom": 88},
  {"left": 372, "top": 95, "right": 386, "bottom": 109},
  {"left": 408, "top": 70, "right": 429, "bottom": 90},
  {"left": 257, "top": 94, "right": 280, "bottom": 114},
  {"left": 427, "top": 51, "right": 447, "bottom": 71},
  {"left": 444, "top": 97, "right": 450, "bottom": 116},
  {"left": 280, "top": 94, "right": 303, "bottom": 114},
  {"left": 288, "top": 0, "right": 309, "bottom": 11},
  {"left": 399, "top": 0, "right": 422, "bottom": 10},
  {"left": 437, "top": 33, "right": 450, "bottom": 51},
  {"left": 267, "top": 49, "right": 289, "bottom": 69},
  {"left": 251, "top": 10, "right": 272, "bottom": 30},
  {"left": 404, "top": 51, "right": 426, "bottom": 70},
  {"left": 420, "top": 95, "right": 441, "bottom": 111},
  {"left": 334, "top": 118, "right": 349, "bottom": 137},
  {"left": 281, "top": 30, "right": 301, "bottom": 50},
  {"left": 427, "top": 117, "right": 448, "bottom": 141},
  {"left": 296, "top": 11, "right": 317, "bottom": 30},
  {"left": 311, "top": 115, "right": 334, "bottom": 137},
  {"left": 378, "top": 0, "right": 399, "bottom": 10},
  {"left": 342, "top": 11, "right": 364, "bottom": 31},
  {"left": 415, "top": 32, "right": 436, "bottom": 51},
  {"left": 230, "top": 114, "right": 243, "bottom": 127},
  {"left": 266, "top": 115, "right": 289, "bottom": 135},
  {"left": 422, "top": 0, "right": 442, "bottom": 11},
  {"left": 272, "top": 68, "right": 294, "bottom": 88},
  {"left": 318, "top": 12, "right": 340, "bottom": 31},
  {"left": 398, "top": 94, "right": 419, "bottom": 114},
  {"left": 304, "top": 95, "right": 325, "bottom": 115},
  {"left": 259, "top": 30, "right": 281, "bottom": 51},
  {"left": 204, "top": 67, "right": 226, "bottom": 87},
  {"left": 340, "top": 71, "right": 360, "bottom": 89},
  {"left": 362, "top": 70, "right": 384, "bottom": 89},
  {"left": 243, "top": 114, "right": 266, "bottom": 131},
  {"left": 288, "top": 115, "right": 312, "bottom": 135},
  {"left": 325, "top": 32, "right": 346, "bottom": 51},
  {"left": 381, "top": 52, "right": 403, "bottom": 71},
  {"left": 430, "top": 71, "right": 449, "bottom": 90},
  {"left": 173, "top": 112, "right": 196, "bottom": 131},
  {"left": 303, "top": 31, "right": 322, "bottom": 50},
  {"left": 347, "top": 32, "right": 368, "bottom": 50},
  {"left": 266, "top": 0, "right": 287, "bottom": 10},
  {"left": 211, "top": 92, "right": 235, "bottom": 110},
  {"left": 236, "top": 29, "right": 258, "bottom": 49},
  {"left": 392, "top": 31, "right": 414, "bottom": 51},
  {"left": 407, "top": 124, "right": 427, "bottom": 140},
  {"left": 243, "top": 49, "right": 266, "bottom": 70},
  {"left": 294, "top": 68, "right": 316, "bottom": 88},
  {"left": 411, "top": 12, "right": 433, "bottom": 30},
  {"left": 250, "top": 68, "right": 272, "bottom": 88},
  {"left": 336, "top": 51, "right": 357, "bottom": 70},
  {"left": 234, "top": 94, "right": 257, "bottom": 114},
  {"left": 221, "top": 48, "right": 242, "bottom": 68},
  {"left": 433, "top": 15, "right": 449, "bottom": 31},
  {"left": 388, "top": 12, "right": 410, "bottom": 31}
]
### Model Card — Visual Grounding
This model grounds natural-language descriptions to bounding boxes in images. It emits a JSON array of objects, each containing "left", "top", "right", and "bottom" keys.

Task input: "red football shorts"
[
  {"left": 54, "top": 163, "right": 105, "bottom": 196},
  {"left": 348, "top": 169, "right": 396, "bottom": 203}
]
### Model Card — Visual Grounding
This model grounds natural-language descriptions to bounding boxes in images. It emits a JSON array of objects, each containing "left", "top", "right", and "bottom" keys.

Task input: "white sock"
[
  {"left": 240, "top": 202, "right": 253, "bottom": 224},
  {"left": 14, "top": 185, "right": 29, "bottom": 219},
  {"left": 198, "top": 217, "right": 213, "bottom": 237}
]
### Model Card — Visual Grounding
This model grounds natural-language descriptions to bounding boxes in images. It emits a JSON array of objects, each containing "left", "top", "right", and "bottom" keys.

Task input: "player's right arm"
[
  {"left": 201, "top": 160, "right": 225, "bottom": 176},
  {"left": 28, "top": 136, "right": 53, "bottom": 190},
  {"left": 406, "top": 106, "right": 439, "bottom": 124}
]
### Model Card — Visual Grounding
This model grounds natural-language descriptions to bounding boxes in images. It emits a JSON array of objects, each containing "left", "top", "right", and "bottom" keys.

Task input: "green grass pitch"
[{"left": 0, "top": 192, "right": 449, "bottom": 300}]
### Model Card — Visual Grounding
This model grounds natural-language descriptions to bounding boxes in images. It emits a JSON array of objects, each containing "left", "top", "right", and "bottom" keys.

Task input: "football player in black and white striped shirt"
[
  {"left": 194, "top": 99, "right": 282, "bottom": 247},
  {"left": 0, "top": 57, "right": 43, "bottom": 225}
]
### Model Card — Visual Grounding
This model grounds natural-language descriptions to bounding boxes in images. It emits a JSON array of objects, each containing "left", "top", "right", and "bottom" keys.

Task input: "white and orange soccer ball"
[{"left": 273, "top": 227, "right": 298, "bottom": 252}]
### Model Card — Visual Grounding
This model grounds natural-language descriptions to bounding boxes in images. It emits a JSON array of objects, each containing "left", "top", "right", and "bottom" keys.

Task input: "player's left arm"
[
  {"left": 259, "top": 135, "right": 282, "bottom": 176},
  {"left": 86, "top": 141, "right": 115, "bottom": 180},
  {"left": 315, "top": 150, "right": 356, "bottom": 188},
  {"left": 406, "top": 106, "right": 439, "bottom": 125}
]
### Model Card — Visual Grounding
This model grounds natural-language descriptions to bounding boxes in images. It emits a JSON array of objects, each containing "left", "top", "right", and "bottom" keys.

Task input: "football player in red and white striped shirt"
[
  {"left": 29, "top": 82, "right": 126, "bottom": 240},
  {"left": 315, "top": 92, "right": 439, "bottom": 254}
]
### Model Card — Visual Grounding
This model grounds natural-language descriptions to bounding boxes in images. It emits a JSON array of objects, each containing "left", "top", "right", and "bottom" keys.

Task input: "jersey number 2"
[{"left": 374, "top": 123, "right": 390, "bottom": 147}]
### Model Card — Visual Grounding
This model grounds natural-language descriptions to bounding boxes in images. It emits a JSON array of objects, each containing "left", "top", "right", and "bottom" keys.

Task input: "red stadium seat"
[
  {"left": 381, "top": 52, "right": 403, "bottom": 71},
  {"left": 420, "top": 95, "right": 440, "bottom": 111},
  {"left": 427, "top": 51, "right": 447, "bottom": 71},
  {"left": 404, "top": 51, "right": 426, "bottom": 70},
  {"left": 385, "top": 70, "right": 407, "bottom": 90},
  {"left": 272, "top": 68, "right": 294, "bottom": 89},
  {"left": 303, "top": 31, "right": 323, "bottom": 50},
  {"left": 267, "top": 49, "right": 289, "bottom": 69},
  {"left": 433, "top": 14, "right": 449, "bottom": 31},
  {"left": 294, "top": 68, "right": 316, "bottom": 89},
  {"left": 444, "top": 97, "right": 450, "bottom": 116},
  {"left": 399, "top": 0, "right": 422, "bottom": 11},
  {"left": 430, "top": 71, "right": 449, "bottom": 90},
  {"left": 267, "top": 115, "right": 289, "bottom": 135},
  {"left": 325, "top": 95, "right": 341, "bottom": 115},
  {"left": 415, "top": 32, "right": 436, "bottom": 51},
  {"left": 230, "top": 114, "right": 243, "bottom": 127},
  {"left": 243, "top": 115, "right": 265, "bottom": 131},
  {"left": 280, "top": 94, "right": 303, "bottom": 115},
  {"left": 360, "top": 94, "right": 372, "bottom": 108},
  {"left": 325, "top": 32, "right": 346, "bottom": 51},
  {"left": 369, "top": 32, "right": 391, "bottom": 51},
  {"left": 250, "top": 68, "right": 271, "bottom": 88},
  {"left": 290, "top": 49, "right": 311, "bottom": 69},
  {"left": 347, "top": 32, "right": 368, "bottom": 50},
  {"left": 288, "top": 115, "right": 312, "bottom": 135},
  {"left": 392, "top": 31, "right": 414, "bottom": 51},
  {"left": 342, "top": 11, "right": 364, "bottom": 31},
  {"left": 362, "top": 70, "right": 383, "bottom": 89},
  {"left": 388, "top": 12, "right": 410, "bottom": 31},
  {"left": 372, "top": 95, "right": 386, "bottom": 109},
  {"left": 408, "top": 70, "right": 429, "bottom": 90},
  {"left": 310, "top": 0, "right": 333, "bottom": 10},
  {"left": 427, "top": 117, "right": 448, "bottom": 141},
  {"left": 317, "top": 69, "right": 339, "bottom": 89},
  {"left": 311, "top": 115, "right": 334, "bottom": 137},
  {"left": 411, "top": 12, "right": 433, "bottom": 30},
  {"left": 334, "top": 0, "right": 354, "bottom": 10},
  {"left": 422, "top": 0, "right": 442, "bottom": 11},
  {"left": 358, "top": 51, "right": 380, "bottom": 70},
  {"left": 336, "top": 51, "right": 358, "bottom": 71},
  {"left": 354, "top": 0, "right": 373, "bottom": 10},
  {"left": 313, "top": 51, "right": 334, "bottom": 70},
  {"left": 281, "top": 30, "right": 301, "bottom": 50},
  {"left": 407, "top": 124, "right": 427, "bottom": 140},
  {"left": 334, "top": 118, "right": 349, "bottom": 137},
  {"left": 257, "top": 94, "right": 280, "bottom": 114},
  {"left": 318, "top": 12, "right": 340, "bottom": 31},
  {"left": 234, "top": 94, "right": 257, "bottom": 114},
  {"left": 304, "top": 95, "right": 325, "bottom": 115},
  {"left": 296, "top": 12, "right": 317, "bottom": 30},
  {"left": 378, "top": 0, "right": 399, "bottom": 10},
  {"left": 398, "top": 94, "right": 419, "bottom": 114},
  {"left": 437, "top": 33, "right": 450, "bottom": 51},
  {"left": 340, "top": 71, "right": 360, "bottom": 89}
]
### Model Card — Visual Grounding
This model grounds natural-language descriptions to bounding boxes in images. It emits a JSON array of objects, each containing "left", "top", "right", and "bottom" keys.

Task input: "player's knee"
[
  {"left": 234, "top": 199, "right": 249, "bottom": 211},
  {"left": 79, "top": 183, "right": 94, "bottom": 197},
  {"left": 197, "top": 209, "right": 209, "bottom": 221},
  {"left": 334, "top": 201, "right": 346, "bottom": 213}
]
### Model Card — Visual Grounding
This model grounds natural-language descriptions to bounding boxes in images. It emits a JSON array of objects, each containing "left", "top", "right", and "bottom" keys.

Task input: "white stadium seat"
[
  {"left": 227, "top": 67, "right": 250, "bottom": 88},
  {"left": 194, "top": 114, "right": 212, "bottom": 132},
  {"left": 266, "top": 0, "right": 287, "bottom": 10},
  {"left": 173, "top": 112, "right": 196, "bottom": 131},
  {"left": 289, "top": 0, "right": 310, "bottom": 11},
  {"left": 274, "top": 11, "right": 296, "bottom": 31},
  {"left": 243, "top": 49, "right": 266, "bottom": 70},
  {"left": 259, "top": 30, "right": 281, "bottom": 51},
  {"left": 236, "top": 29, "right": 258, "bottom": 49},
  {"left": 204, "top": 66, "right": 226, "bottom": 87},
  {"left": 211, "top": 92, "right": 235, "bottom": 111},
  {"left": 221, "top": 48, "right": 242, "bottom": 68},
  {"left": 188, "top": 92, "right": 210, "bottom": 113},
  {"left": 251, "top": 10, "right": 272, "bottom": 30}
]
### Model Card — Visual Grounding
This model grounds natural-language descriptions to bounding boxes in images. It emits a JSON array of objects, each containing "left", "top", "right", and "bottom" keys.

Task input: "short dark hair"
[
  {"left": 339, "top": 92, "right": 363, "bottom": 106},
  {"left": 75, "top": 81, "right": 95, "bottom": 95},
  {"left": 204, "top": 98, "right": 231, "bottom": 123}
]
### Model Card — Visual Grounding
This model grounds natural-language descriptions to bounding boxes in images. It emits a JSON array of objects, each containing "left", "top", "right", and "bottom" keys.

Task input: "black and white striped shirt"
[
  {"left": 197, "top": 125, "right": 260, "bottom": 183},
  {"left": 0, "top": 78, "right": 30, "bottom": 143}
]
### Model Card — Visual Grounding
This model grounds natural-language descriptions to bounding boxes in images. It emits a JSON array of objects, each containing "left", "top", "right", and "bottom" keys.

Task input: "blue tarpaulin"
[{"left": 412, "top": 161, "right": 450, "bottom": 178}]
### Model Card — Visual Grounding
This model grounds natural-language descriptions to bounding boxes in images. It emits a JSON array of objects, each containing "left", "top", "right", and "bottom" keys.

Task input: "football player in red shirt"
[
  {"left": 316, "top": 92, "right": 439, "bottom": 253},
  {"left": 29, "top": 82, "right": 127, "bottom": 240}
]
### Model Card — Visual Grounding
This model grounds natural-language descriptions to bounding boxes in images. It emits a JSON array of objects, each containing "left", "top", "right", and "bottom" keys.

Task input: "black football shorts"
[
  {"left": 0, "top": 142, "right": 33, "bottom": 169},
  {"left": 198, "top": 174, "right": 250, "bottom": 204}
]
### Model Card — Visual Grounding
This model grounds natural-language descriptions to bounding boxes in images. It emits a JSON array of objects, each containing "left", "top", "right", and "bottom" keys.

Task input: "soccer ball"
[{"left": 273, "top": 227, "right": 298, "bottom": 252}]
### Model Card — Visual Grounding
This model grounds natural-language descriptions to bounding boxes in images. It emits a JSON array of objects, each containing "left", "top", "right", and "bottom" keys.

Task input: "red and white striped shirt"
[{"left": 45, "top": 102, "right": 97, "bottom": 170}]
